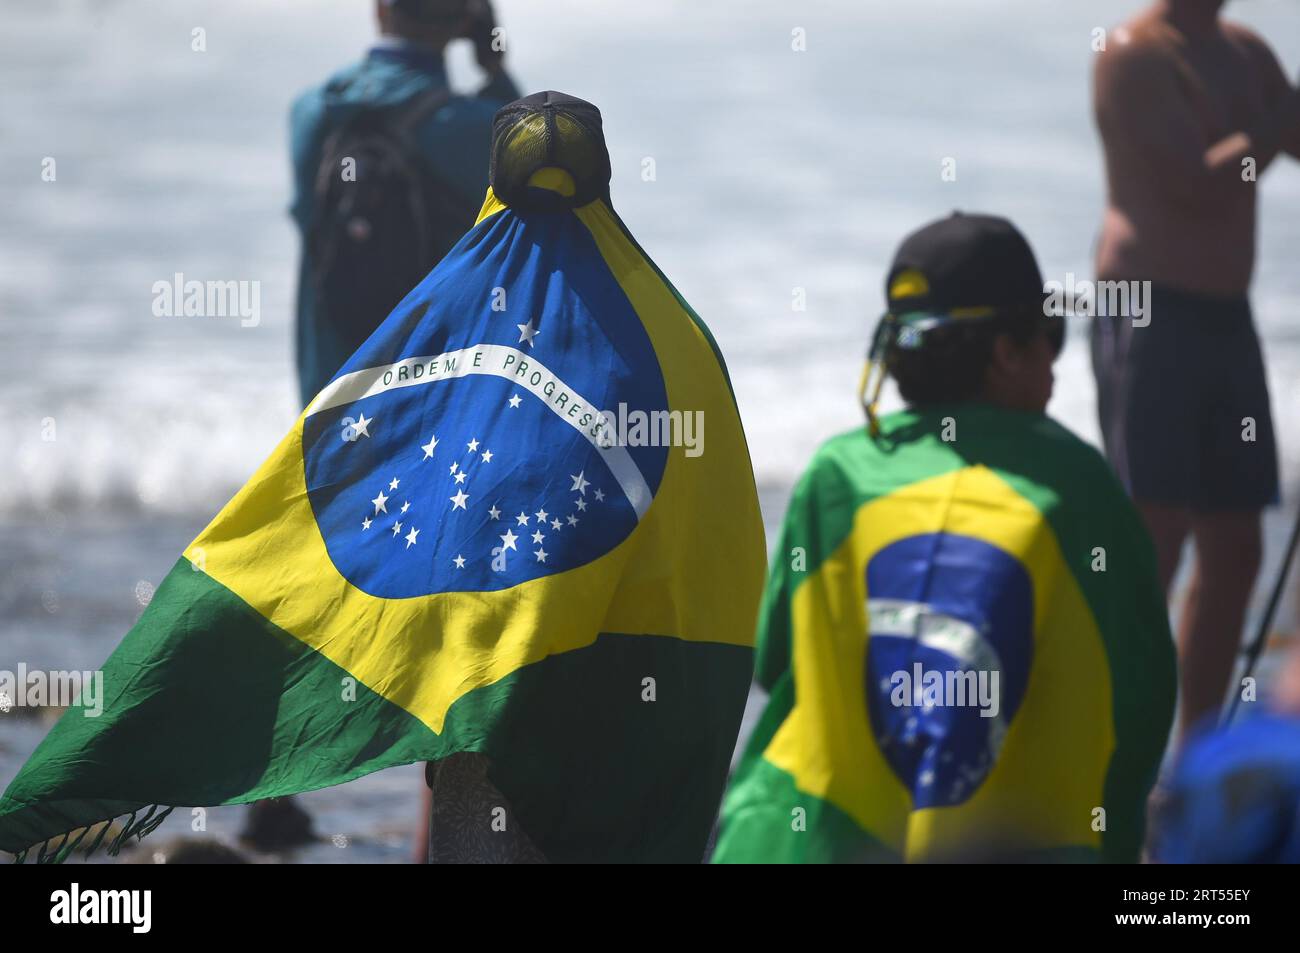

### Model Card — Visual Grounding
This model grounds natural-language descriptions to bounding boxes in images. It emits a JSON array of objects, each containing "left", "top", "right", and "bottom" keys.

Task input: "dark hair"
[
  {"left": 386, "top": 0, "right": 468, "bottom": 45},
  {"left": 389, "top": 0, "right": 468, "bottom": 23},
  {"left": 886, "top": 311, "right": 1043, "bottom": 405}
]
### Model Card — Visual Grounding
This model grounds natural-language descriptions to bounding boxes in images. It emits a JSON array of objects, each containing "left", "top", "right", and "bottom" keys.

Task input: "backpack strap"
[
  {"left": 385, "top": 85, "right": 455, "bottom": 142},
  {"left": 309, "top": 85, "right": 455, "bottom": 223},
  {"left": 381, "top": 85, "right": 482, "bottom": 226}
]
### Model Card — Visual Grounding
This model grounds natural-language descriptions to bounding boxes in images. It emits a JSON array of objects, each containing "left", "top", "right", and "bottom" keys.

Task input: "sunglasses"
[{"left": 873, "top": 308, "right": 1065, "bottom": 359}]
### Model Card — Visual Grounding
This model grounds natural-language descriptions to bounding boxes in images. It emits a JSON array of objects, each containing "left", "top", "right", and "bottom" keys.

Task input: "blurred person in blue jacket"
[
  {"left": 274, "top": 1, "right": 518, "bottom": 858},
  {"left": 289, "top": 0, "right": 520, "bottom": 407},
  {"left": 1153, "top": 645, "right": 1300, "bottom": 863}
]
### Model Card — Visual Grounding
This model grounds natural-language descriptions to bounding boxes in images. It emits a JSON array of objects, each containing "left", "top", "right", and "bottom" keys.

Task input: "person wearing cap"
[
  {"left": 406, "top": 90, "right": 765, "bottom": 863},
  {"left": 288, "top": 0, "right": 520, "bottom": 408},
  {"left": 1092, "top": 0, "right": 1300, "bottom": 742},
  {"left": 713, "top": 214, "right": 1175, "bottom": 863}
]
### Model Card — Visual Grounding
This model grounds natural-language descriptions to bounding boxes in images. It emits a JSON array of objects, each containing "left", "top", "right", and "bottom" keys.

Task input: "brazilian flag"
[
  {"left": 0, "top": 94, "right": 766, "bottom": 863},
  {"left": 713, "top": 405, "right": 1175, "bottom": 863}
]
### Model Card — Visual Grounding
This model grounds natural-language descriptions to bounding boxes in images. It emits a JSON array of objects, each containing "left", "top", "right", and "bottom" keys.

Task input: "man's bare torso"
[{"left": 1095, "top": 10, "right": 1282, "bottom": 295}]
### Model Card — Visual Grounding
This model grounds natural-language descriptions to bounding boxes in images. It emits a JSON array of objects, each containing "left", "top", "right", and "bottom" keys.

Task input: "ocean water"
[{"left": 3, "top": 0, "right": 1299, "bottom": 861}]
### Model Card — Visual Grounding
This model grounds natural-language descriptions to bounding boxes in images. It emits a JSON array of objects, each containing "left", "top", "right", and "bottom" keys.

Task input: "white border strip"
[{"left": 306, "top": 344, "right": 654, "bottom": 519}]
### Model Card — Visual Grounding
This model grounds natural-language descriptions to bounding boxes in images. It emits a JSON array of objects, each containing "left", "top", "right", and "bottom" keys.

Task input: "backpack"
[{"left": 308, "top": 87, "right": 478, "bottom": 360}]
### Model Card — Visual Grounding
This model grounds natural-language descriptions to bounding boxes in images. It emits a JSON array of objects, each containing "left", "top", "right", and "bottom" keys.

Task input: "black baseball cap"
[
  {"left": 885, "top": 212, "right": 1048, "bottom": 319},
  {"left": 489, "top": 91, "right": 612, "bottom": 211}
]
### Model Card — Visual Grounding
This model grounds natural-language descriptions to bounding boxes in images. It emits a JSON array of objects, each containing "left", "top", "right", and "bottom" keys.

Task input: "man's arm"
[
  {"left": 477, "top": 66, "right": 521, "bottom": 105},
  {"left": 287, "top": 90, "right": 330, "bottom": 232},
  {"left": 1232, "top": 25, "right": 1300, "bottom": 161},
  {"left": 464, "top": 0, "right": 521, "bottom": 103},
  {"left": 1094, "top": 39, "right": 1300, "bottom": 205}
]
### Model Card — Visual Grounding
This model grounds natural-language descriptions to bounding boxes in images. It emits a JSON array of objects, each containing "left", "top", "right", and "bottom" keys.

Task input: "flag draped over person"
[
  {"left": 713, "top": 405, "right": 1175, "bottom": 863},
  {"left": 1, "top": 91, "right": 766, "bottom": 864}
]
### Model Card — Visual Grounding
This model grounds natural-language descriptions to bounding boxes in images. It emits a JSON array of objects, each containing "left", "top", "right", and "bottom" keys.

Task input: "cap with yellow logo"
[{"left": 885, "top": 211, "right": 1046, "bottom": 320}]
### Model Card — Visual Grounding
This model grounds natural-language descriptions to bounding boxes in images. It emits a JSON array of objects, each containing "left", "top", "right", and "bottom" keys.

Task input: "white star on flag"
[
  {"left": 535, "top": 508, "right": 548, "bottom": 521},
  {"left": 570, "top": 471, "right": 589, "bottom": 495},
  {"left": 454, "top": 471, "right": 467, "bottom": 484},
  {"left": 481, "top": 449, "right": 493, "bottom": 463},
  {"left": 567, "top": 514, "right": 579, "bottom": 526},
  {"left": 575, "top": 498, "right": 587, "bottom": 511},
  {"left": 489, "top": 505, "right": 501, "bottom": 520},
  {"left": 371, "top": 491, "right": 389, "bottom": 514},
  {"left": 450, "top": 490, "right": 469, "bottom": 511},
  {"left": 531, "top": 530, "right": 544, "bottom": 544},
  {"left": 388, "top": 478, "right": 399, "bottom": 490},
  {"left": 550, "top": 518, "right": 562, "bottom": 531},
  {"left": 500, "top": 529, "right": 518, "bottom": 551},
  {"left": 508, "top": 394, "right": 522, "bottom": 408},
  {"left": 391, "top": 522, "right": 403, "bottom": 537},
  {"left": 534, "top": 547, "right": 548, "bottom": 563},
  {"left": 516, "top": 319, "right": 539, "bottom": 347},
  {"left": 421, "top": 435, "right": 438, "bottom": 459},
  {"left": 467, "top": 438, "right": 480, "bottom": 452},
  {"left": 516, "top": 512, "right": 529, "bottom": 526},
  {"left": 453, "top": 554, "right": 466, "bottom": 568},
  {"left": 594, "top": 488, "right": 605, "bottom": 502},
  {"left": 450, "top": 462, "right": 459, "bottom": 474},
  {"left": 401, "top": 501, "right": 410, "bottom": 513},
  {"left": 352, "top": 413, "right": 372, "bottom": 438},
  {"left": 405, "top": 527, "right": 419, "bottom": 548},
  {"left": 362, "top": 517, "right": 372, "bottom": 530}
]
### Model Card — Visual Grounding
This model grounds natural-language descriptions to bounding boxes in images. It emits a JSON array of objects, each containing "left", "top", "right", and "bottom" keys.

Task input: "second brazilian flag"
[{"left": 714, "top": 405, "right": 1175, "bottom": 863}]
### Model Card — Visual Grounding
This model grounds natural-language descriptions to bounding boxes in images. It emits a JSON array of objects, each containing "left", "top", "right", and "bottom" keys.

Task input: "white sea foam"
[{"left": 2, "top": 0, "right": 1298, "bottom": 516}]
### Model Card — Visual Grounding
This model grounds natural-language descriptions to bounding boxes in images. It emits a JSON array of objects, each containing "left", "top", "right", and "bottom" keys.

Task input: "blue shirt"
[
  {"left": 1153, "top": 713, "right": 1300, "bottom": 864},
  {"left": 289, "top": 41, "right": 519, "bottom": 407}
]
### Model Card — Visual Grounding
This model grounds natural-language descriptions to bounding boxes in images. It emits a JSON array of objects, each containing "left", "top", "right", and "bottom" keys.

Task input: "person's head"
[
  {"left": 886, "top": 310, "right": 1057, "bottom": 413},
  {"left": 1157, "top": 1, "right": 1227, "bottom": 30},
  {"left": 376, "top": 0, "right": 472, "bottom": 48},
  {"left": 866, "top": 213, "right": 1061, "bottom": 422},
  {"left": 1162, "top": 1, "right": 1227, "bottom": 15}
]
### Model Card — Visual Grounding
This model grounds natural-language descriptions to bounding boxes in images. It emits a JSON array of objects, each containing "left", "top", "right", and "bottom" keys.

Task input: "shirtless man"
[{"left": 1091, "top": 0, "right": 1300, "bottom": 740}]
